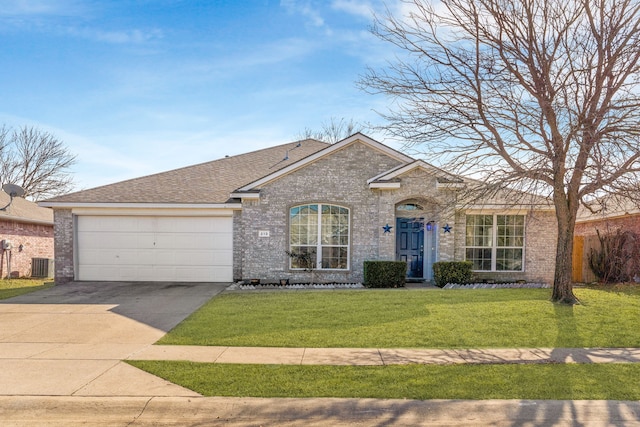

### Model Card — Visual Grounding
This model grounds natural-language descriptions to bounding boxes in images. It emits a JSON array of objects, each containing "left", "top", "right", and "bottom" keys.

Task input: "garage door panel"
[
  {"left": 77, "top": 216, "right": 233, "bottom": 282},
  {"left": 79, "top": 232, "right": 154, "bottom": 249},
  {"left": 213, "top": 251, "right": 233, "bottom": 265},
  {"left": 154, "top": 233, "right": 229, "bottom": 249},
  {"left": 158, "top": 217, "right": 224, "bottom": 233}
]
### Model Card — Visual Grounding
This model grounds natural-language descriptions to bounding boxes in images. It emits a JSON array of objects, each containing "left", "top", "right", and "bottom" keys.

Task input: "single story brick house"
[
  {"left": 0, "top": 192, "right": 54, "bottom": 278},
  {"left": 40, "top": 134, "right": 556, "bottom": 285}
]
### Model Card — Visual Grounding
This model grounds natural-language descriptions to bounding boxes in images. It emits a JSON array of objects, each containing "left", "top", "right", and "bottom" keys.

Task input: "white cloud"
[
  {"left": 0, "top": 0, "right": 86, "bottom": 17},
  {"left": 65, "top": 26, "right": 164, "bottom": 44},
  {"left": 280, "top": 0, "right": 327, "bottom": 29},
  {"left": 331, "top": 0, "right": 376, "bottom": 19}
]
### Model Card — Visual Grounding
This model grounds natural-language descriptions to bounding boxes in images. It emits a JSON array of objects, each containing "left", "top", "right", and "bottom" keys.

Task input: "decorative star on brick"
[
  {"left": 443, "top": 224, "right": 452, "bottom": 233},
  {"left": 382, "top": 224, "right": 393, "bottom": 233}
]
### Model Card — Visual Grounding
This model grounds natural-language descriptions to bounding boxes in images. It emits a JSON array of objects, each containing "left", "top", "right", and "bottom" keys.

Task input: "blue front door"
[{"left": 396, "top": 217, "right": 424, "bottom": 278}]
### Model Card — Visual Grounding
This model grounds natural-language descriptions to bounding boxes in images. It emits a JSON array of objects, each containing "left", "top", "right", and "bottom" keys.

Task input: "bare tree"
[
  {"left": 0, "top": 125, "right": 76, "bottom": 201},
  {"left": 360, "top": 0, "right": 640, "bottom": 304},
  {"left": 298, "top": 117, "right": 368, "bottom": 143}
]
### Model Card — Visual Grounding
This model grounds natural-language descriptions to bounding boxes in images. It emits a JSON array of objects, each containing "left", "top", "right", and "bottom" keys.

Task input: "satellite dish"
[
  {"left": 0, "top": 183, "right": 25, "bottom": 211},
  {"left": 2, "top": 184, "right": 25, "bottom": 198}
]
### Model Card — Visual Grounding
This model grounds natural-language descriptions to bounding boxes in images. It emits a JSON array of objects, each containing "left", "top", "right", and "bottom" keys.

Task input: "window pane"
[
  {"left": 497, "top": 215, "right": 524, "bottom": 248},
  {"left": 290, "top": 204, "right": 318, "bottom": 245},
  {"left": 465, "top": 248, "right": 492, "bottom": 271},
  {"left": 465, "top": 215, "right": 493, "bottom": 247},
  {"left": 321, "top": 205, "right": 349, "bottom": 246},
  {"left": 289, "top": 246, "right": 317, "bottom": 269},
  {"left": 321, "top": 246, "right": 348, "bottom": 269},
  {"left": 496, "top": 248, "right": 523, "bottom": 271}
]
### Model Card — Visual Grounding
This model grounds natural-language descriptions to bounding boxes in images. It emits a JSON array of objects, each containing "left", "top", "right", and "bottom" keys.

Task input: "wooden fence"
[{"left": 572, "top": 235, "right": 600, "bottom": 283}]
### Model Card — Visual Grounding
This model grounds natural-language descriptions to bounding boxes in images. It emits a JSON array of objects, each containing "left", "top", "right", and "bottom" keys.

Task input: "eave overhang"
[{"left": 38, "top": 202, "right": 243, "bottom": 210}]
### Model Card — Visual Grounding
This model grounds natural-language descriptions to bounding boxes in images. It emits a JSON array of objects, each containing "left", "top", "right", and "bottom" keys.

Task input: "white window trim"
[
  {"left": 465, "top": 213, "right": 526, "bottom": 272},
  {"left": 289, "top": 203, "right": 351, "bottom": 271}
]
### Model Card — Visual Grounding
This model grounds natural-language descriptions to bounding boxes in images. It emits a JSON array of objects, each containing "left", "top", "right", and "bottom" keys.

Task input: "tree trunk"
[{"left": 551, "top": 200, "right": 580, "bottom": 305}]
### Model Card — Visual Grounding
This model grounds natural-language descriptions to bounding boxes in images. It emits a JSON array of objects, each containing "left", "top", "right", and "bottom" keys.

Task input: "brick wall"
[
  {"left": 575, "top": 214, "right": 640, "bottom": 237},
  {"left": 53, "top": 209, "right": 74, "bottom": 284},
  {"left": 0, "top": 219, "right": 53, "bottom": 278}
]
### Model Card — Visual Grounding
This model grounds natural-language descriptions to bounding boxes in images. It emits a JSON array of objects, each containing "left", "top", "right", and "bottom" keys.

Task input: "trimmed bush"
[
  {"left": 363, "top": 261, "right": 407, "bottom": 288},
  {"left": 433, "top": 261, "right": 473, "bottom": 288}
]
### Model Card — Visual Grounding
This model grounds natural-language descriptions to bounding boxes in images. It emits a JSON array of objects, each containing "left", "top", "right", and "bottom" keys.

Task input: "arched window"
[
  {"left": 396, "top": 202, "right": 424, "bottom": 211},
  {"left": 289, "top": 204, "right": 350, "bottom": 270}
]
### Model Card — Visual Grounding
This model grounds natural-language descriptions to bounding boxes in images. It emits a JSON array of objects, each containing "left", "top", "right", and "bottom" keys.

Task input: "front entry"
[{"left": 396, "top": 217, "right": 424, "bottom": 278}]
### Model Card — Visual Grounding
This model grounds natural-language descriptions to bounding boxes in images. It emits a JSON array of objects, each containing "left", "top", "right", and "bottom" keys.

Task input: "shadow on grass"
[{"left": 510, "top": 304, "right": 589, "bottom": 427}]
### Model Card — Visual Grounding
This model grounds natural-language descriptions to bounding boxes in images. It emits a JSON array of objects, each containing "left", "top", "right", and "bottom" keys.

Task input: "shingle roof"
[
  {"left": 44, "top": 139, "right": 329, "bottom": 205},
  {"left": 577, "top": 194, "right": 640, "bottom": 221},
  {"left": 0, "top": 193, "right": 53, "bottom": 225}
]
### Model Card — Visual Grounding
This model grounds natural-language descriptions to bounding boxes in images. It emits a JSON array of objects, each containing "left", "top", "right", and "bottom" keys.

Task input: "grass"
[
  {"left": 0, "top": 278, "right": 53, "bottom": 300},
  {"left": 128, "top": 361, "right": 640, "bottom": 400},
  {"left": 157, "top": 286, "right": 640, "bottom": 348},
  {"left": 133, "top": 284, "right": 640, "bottom": 399}
]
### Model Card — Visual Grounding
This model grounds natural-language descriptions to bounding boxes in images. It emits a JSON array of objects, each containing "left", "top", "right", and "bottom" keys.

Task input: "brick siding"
[
  {"left": 575, "top": 214, "right": 640, "bottom": 237},
  {"left": 0, "top": 219, "right": 53, "bottom": 278},
  {"left": 53, "top": 209, "right": 74, "bottom": 284}
]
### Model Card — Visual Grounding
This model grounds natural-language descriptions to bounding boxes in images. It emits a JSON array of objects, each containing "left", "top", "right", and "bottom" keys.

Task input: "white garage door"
[{"left": 77, "top": 216, "right": 233, "bottom": 282}]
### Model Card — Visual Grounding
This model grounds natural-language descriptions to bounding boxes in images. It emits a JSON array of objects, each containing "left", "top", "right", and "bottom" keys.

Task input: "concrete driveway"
[{"left": 0, "top": 281, "right": 227, "bottom": 397}]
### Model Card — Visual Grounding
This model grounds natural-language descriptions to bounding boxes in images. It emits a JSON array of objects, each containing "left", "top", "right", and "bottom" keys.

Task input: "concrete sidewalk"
[{"left": 130, "top": 345, "right": 640, "bottom": 365}]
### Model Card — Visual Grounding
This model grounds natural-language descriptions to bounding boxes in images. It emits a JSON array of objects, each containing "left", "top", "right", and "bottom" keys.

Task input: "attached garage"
[{"left": 76, "top": 215, "right": 233, "bottom": 282}]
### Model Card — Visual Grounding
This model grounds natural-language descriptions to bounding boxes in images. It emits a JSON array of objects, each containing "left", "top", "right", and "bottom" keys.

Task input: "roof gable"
[
  {"left": 367, "top": 160, "right": 464, "bottom": 189},
  {"left": 234, "top": 133, "right": 414, "bottom": 193}
]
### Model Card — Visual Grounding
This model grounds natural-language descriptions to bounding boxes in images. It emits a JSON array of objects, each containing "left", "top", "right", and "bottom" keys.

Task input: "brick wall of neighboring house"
[
  {"left": 0, "top": 219, "right": 54, "bottom": 278},
  {"left": 575, "top": 214, "right": 640, "bottom": 236}
]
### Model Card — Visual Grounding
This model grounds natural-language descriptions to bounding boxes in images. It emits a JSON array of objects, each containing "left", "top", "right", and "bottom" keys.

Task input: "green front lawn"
[
  {"left": 133, "top": 285, "right": 640, "bottom": 399},
  {"left": 0, "top": 278, "right": 53, "bottom": 300},
  {"left": 158, "top": 286, "right": 640, "bottom": 348},
  {"left": 128, "top": 361, "right": 640, "bottom": 400}
]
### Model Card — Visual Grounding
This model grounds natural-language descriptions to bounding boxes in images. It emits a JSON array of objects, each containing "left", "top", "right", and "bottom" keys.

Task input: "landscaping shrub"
[
  {"left": 432, "top": 261, "right": 473, "bottom": 288},
  {"left": 363, "top": 261, "right": 407, "bottom": 288},
  {"left": 589, "top": 229, "right": 640, "bottom": 283}
]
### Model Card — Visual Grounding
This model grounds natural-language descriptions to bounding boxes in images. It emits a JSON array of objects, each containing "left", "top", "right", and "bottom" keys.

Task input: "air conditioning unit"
[{"left": 31, "top": 258, "right": 54, "bottom": 278}]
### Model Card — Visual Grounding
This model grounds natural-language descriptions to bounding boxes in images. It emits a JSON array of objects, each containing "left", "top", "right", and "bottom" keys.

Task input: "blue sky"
[{"left": 0, "top": 0, "right": 407, "bottom": 191}]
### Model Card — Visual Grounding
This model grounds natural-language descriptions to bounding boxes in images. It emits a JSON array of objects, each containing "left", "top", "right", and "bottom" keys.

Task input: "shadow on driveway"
[{"left": 1, "top": 281, "right": 228, "bottom": 332}]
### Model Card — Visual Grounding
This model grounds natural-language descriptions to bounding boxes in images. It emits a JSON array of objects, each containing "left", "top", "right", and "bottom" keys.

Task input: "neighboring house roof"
[
  {"left": 0, "top": 193, "right": 53, "bottom": 225},
  {"left": 40, "top": 139, "right": 329, "bottom": 206},
  {"left": 577, "top": 194, "right": 640, "bottom": 222}
]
